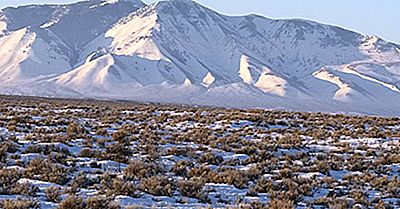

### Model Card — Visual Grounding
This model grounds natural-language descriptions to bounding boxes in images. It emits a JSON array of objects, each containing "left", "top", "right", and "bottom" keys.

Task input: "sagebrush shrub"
[
  {"left": 178, "top": 178, "right": 208, "bottom": 201},
  {"left": 140, "top": 176, "right": 174, "bottom": 196},
  {"left": 87, "top": 196, "right": 120, "bottom": 209},
  {"left": 45, "top": 186, "right": 62, "bottom": 203},
  {"left": 24, "top": 158, "right": 70, "bottom": 185},
  {"left": 0, "top": 198, "right": 40, "bottom": 209},
  {"left": 58, "top": 195, "right": 86, "bottom": 209},
  {"left": 124, "top": 160, "right": 163, "bottom": 180}
]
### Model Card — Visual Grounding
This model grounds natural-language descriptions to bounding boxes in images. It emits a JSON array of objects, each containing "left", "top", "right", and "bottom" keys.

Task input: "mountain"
[
  {"left": 0, "top": 0, "right": 399, "bottom": 116},
  {"left": 0, "top": 0, "right": 144, "bottom": 83}
]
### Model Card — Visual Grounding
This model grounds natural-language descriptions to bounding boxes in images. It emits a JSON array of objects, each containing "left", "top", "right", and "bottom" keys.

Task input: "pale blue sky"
[{"left": 1, "top": 0, "right": 399, "bottom": 43}]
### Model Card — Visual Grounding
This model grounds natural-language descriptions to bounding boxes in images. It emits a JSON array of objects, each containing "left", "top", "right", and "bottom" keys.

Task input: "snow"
[
  {"left": 40, "top": 7, "right": 70, "bottom": 29},
  {"left": 313, "top": 69, "right": 353, "bottom": 101},
  {"left": 0, "top": 28, "right": 71, "bottom": 84},
  {"left": 0, "top": 99, "right": 399, "bottom": 207},
  {"left": 0, "top": 20, "right": 7, "bottom": 31},
  {"left": 18, "top": 178, "right": 60, "bottom": 190},
  {"left": 255, "top": 73, "right": 287, "bottom": 97},
  {"left": 0, "top": 0, "right": 399, "bottom": 116},
  {"left": 55, "top": 53, "right": 143, "bottom": 92},
  {"left": 340, "top": 65, "right": 400, "bottom": 93},
  {"left": 92, "top": 0, "right": 144, "bottom": 8},
  {"left": 239, "top": 55, "right": 254, "bottom": 84},
  {"left": 202, "top": 72, "right": 215, "bottom": 87},
  {"left": 105, "top": 11, "right": 169, "bottom": 61}
]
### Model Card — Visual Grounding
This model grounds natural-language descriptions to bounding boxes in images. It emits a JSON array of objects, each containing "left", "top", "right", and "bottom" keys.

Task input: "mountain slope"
[
  {"left": 0, "top": 0, "right": 145, "bottom": 65},
  {"left": 0, "top": 28, "right": 71, "bottom": 84},
  {"left": 0, "top": 0, "right": 399, "bottom": 116}
]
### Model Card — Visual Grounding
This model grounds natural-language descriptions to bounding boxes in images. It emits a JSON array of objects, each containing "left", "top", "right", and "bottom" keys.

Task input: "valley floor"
[{"left": 0, "top": 95, "right": 399, "bottom": 208}]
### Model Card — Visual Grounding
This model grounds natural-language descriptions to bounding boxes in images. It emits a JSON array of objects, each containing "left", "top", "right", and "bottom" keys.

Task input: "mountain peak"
[
  {"left": 1, "top": 0, "right": 145, "bottom": 52},
  {"left": 154, "top": 0, "right": 207, "bottom": 12},
  {"left": 89, "top": 0, "right": 145, "bottom": 7},
  {"left": 157, "top": 0, "right": 195, "bottom": 3}
]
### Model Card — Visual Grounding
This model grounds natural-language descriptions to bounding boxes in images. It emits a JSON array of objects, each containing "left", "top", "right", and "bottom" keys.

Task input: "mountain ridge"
[{"left": 0, "top": 0, "right": 399, "bottom": 116}]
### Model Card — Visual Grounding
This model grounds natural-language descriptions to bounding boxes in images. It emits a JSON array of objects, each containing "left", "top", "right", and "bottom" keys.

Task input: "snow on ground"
[{"left": 0, "top": 96, "right": 399, "bottom": 208}]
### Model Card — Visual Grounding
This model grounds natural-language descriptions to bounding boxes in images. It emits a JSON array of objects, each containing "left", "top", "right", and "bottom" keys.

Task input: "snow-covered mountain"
[{"left": 0, "top": 0, "right": 399, "bottom": 116}]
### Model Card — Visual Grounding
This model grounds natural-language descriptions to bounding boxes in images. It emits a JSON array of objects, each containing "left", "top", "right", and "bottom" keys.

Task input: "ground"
[{"left": 0, "top": 95, "right": 399, "bottom": 209}]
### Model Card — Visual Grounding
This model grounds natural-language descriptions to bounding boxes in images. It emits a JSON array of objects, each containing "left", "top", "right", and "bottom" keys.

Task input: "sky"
[{"left": 1, "top": 0, "right": 399, "bottom": 43}]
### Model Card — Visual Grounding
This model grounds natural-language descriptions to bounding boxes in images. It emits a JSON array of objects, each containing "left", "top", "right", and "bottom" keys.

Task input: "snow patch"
[
  {"left": 341, "top": 66, "right": 400, "bottom": 93},
  {"left": 0, "top": 20, "right": 7, "bottom": 32},
  {"left": 105, "top": 12, "right": 169, "bottom": 61},
  {"left": 255, "top": 73, "right": 287, "bottom": 97},
  {"left": 55, "top": 53, "right": 142, "bottom": 92},
  {"left": 183, "top": 78, "right": 192, "bottom": 86},
  {"left": 202, "top": 72, "right": 215, "bottom": 87},
  {"left": 239, "top": 55, "right": 254, "bottom": 84},
  {"left": 313, "top": 69, "right": 353, "bottom": 101}
]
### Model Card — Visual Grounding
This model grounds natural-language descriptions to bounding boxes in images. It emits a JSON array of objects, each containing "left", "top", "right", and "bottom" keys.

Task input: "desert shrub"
[
  {"left": 87, "top": 196, "right": 120, "bottom": 209},
  {"left": 229, "top": 201, "right": 268, "bottom": 209},
  {"left": 267, "top": 198, "right": 294, "bottom": 209},
  {"left": 58, "top": 195, "right": 86, "bottom": 209},
  {"left": 79, "top": 148, "right": 101, "bottom": 158},
  {"left": 141, "top": 144, "right": 161, "bottom": 160},
  {"left": 95, "top": 128, "right": 108, "bottom": 137},
  {"left": 278, "top": 168, "right": 293, "bottom": 179},
  {"left": 66, "top": 174, "right": 94, "bottom": 194},
  {"left": 140, "top": 176, "right": 174, "bottom": 196},
  {"left": 24, "top": 158, "right": 70, "bottom": 185},
  {"left": 23, "top": 144, "right": 70, "bottom": 156},
  {"left": 246, "top": 185, "right": 259, "bottom": 197},
  {"left": 178, "top": 177, "right": 207, "bottom": 200},
  {"left": 83, "top": 137, "right": 94, "bottom": 147},
  {"left": 315, "top": 161, "right": 331, "bottom": 175},
  {"left": 66, "top": 122, "right": 87, "bottom": 138},
  {"left": 0, "top": 168, "right": 22, "bottom": 191},
  {"left": 112, "top": 130, "right": 127, "bottom": 142},
  {"left": 45, "top": 186, "right": 62, "bottom": 203},
  {"left": 97, "top": 138, "right": 108, "bottom": 148},
  {"left": 124, "top": 160, "right": 163, "bottom": 180},
  {"left": 10, "top": 182, "right": 39, "bottom": 196},
  {"left": 372, "top": 199, "right": 393, "bottom": 209},
  {"left": 314, "top": 197, "right": 351, "bottom": 209},
  {"left": 198, "top": 152, "right": 224, "bottom": 165},
  {"left": 0, "top": 141, "right": 18, "bottom": 163},
  {"left": 0, "top": 169, "right": 37, "bottom": 196},
  {"left": 167, "top": 146, "right": 196, "bottom": 158},
  {"left": 350, "top": 189, "right": 369, "bottom": 205},
  {"left": 236, "top": 145, "right": 258, "bottom": 156},
  {"left": 99, "top": 173, "right": 140, "bottom": 198},
  {"left": 0, "top": 198, "right": 40, "bottom": 209},
  {"left": 272, "top": 180, "right": 302, "bottom": 202},
  {"left": 213, "top": 169, "right": 248, "bottom": 189},
  {"left": 245, "top": 163, "right": 270, "bottom": 181},
  {"left": 23, "top": 145, "right": 42, "bottom": 154},
  {"left": 188, "top": 165, "right": 216, "bottom": 179},
  {"left": 255, "top": 177, "right": 273, "bottom": 193},
  {"left": 171, "top": 160, "right": 193, "bottom": 177},
  {"left": 104, "top": 142, "right": 132, "bottom": 163},
  {"left": 48, "top": 152, "right": 69, "bottom": 165}
]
